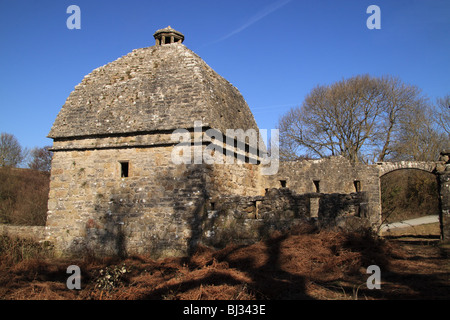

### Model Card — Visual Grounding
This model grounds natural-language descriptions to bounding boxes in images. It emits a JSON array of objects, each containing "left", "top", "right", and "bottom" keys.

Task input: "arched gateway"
[{"left": 376, "top": 151, "right": 450, "bottom": 241}]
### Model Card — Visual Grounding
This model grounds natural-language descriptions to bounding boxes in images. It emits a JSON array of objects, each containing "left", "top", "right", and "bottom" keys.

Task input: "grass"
[{"left": 1, "top": 225, "right": 448, "bottom": 300}]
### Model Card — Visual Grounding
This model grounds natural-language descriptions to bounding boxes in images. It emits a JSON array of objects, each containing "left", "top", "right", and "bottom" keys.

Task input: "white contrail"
[{"left": 207, "top": 0, "right": 292, "bottom": 45}]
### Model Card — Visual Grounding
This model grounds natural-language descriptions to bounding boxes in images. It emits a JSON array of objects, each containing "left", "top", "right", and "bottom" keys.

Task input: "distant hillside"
[
  {"left": 0, "top": 167, "right": 49, "bottom": 226},
  {"left": 381, "top": 169, "right": 440, "bottom": 224}
]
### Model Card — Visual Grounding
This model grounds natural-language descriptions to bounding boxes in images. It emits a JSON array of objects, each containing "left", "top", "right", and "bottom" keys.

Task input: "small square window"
[
  {"left": 120, "top": 161, "right": 129, "bottom": 178},
  {"left": 280, "top": 180, "right": 287, "bottom": 188}
]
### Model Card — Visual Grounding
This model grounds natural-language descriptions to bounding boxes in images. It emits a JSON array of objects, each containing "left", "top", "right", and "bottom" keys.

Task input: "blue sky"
[{"left": 0, "top": 0, "right": 449, "bottom": 150}]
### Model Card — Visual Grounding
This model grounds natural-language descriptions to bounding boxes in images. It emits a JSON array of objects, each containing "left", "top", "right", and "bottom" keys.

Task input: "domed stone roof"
[{"left": 48, "top": 29, "right": 259, "bottom": 140}]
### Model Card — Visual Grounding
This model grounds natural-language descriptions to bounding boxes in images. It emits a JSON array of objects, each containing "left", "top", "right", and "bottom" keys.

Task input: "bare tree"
[
  {"left": 278, "top": 75, "right": 427, "bottom": 163},
  {"left": 0, "top": 132, "right": 26, "bottom": 167},
  {"left": 389, "top": 103, "right": 445, "bottom": 161},
  {"left": 435, "top": 94, "right": 450, "bottom": 137},
  {"left": 28, "top": 146, "right": 53, "bottom": 172},
  {"left": 387, "top": 94, "right": 449, "bottom": 161}
]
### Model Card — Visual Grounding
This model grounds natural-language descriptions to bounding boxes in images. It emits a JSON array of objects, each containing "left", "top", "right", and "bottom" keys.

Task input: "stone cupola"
[{"left": 153, "top": 25, "right": 184, "bottom": 45}]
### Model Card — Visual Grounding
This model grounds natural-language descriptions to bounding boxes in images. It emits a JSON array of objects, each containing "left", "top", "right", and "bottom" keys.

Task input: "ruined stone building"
[{"left": 46, "top": 27, "right": 450, "bottom": 257}]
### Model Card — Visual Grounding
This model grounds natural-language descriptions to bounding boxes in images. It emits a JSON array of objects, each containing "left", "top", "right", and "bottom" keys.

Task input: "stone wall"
[
  {"left": 46, "top": 134, "right": 448, "bottom": 258},
  {"left": 0, "top": 224, "right": 46, "bottom": 241},
  {"left": 437, "top": 151, "right": 450, "bottom": 242},
  {"left": 46, "top": 145, "right": 212, "bottom": 258},
  {"left": 439, "top": 173, "right": 450, "bottom": 241},
  {"left": 47, "top": 134, "right": 265, "bottom": 258},
  {"left": 199, "top": 187, "right": 370, "bottom": 248},
  {"left": 47, "top": 124, "right": 272, "bottom": 257},
  {"left": 208, "top": 162, "right": 263, "bottom": 199},
  {"left": 46, "top": 149, "right": 384, "bottom": 258},
  {"left": 263, "top": 156, "right": 381, "bottom": 226}
]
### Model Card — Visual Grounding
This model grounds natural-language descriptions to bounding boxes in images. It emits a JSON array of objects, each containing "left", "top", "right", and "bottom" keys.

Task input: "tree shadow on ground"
[
  {"left": 322, "top": 236, "right": 450, "bottom": 300},
  {"left": 216, "top": 232, "right": 311, "bottom": 300},
  {"left": 141, "top": 228, "right": 311, "bottom": 300}
]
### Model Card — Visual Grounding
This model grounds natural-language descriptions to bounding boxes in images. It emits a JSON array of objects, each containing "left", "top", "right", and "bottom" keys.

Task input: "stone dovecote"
[{"left": 46, "top": 27, "right": 266, "bottom": 258}]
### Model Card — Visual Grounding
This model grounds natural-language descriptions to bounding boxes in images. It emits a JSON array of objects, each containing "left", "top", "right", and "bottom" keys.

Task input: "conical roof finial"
[{"left": 153, "top": 26, "right": 184, "bottom": 45}]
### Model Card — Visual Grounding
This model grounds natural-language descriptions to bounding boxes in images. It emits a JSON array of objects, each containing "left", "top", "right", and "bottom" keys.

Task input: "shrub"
[
  {"left": 0, "top": 168, "right": 49, "bottom": 226},
  {"left": 0, "top": 235, "right": 52, "bottom": 266},
  {"left": 94, "top": 263, "right": 131, "bottom": 293}
]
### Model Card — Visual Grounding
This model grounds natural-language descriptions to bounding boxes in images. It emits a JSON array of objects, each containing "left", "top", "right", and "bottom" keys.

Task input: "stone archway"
[
  {"left": 379, "top": 168, "right": 440, "bottom": 236},
  {"left": 376, "top": 151, "right": 450, "bottom": 242},
  {"left": 376, "top": 161, "right": 438, "bottom": 177}
]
